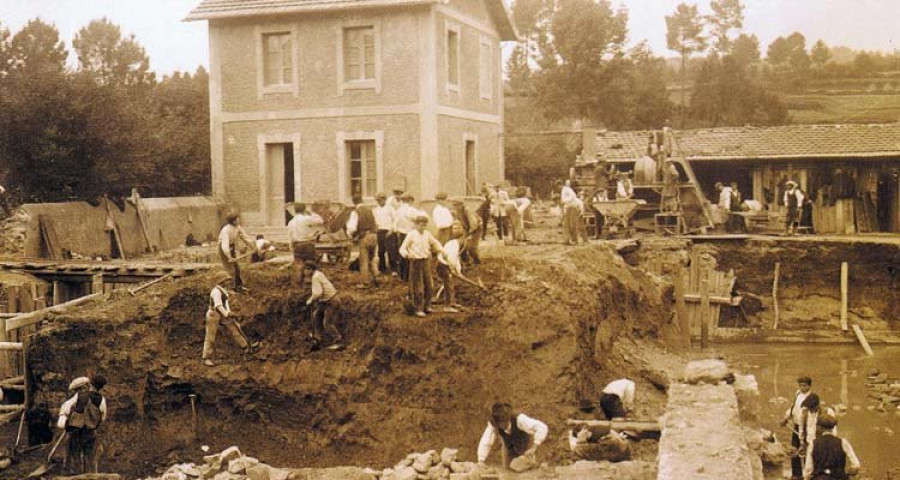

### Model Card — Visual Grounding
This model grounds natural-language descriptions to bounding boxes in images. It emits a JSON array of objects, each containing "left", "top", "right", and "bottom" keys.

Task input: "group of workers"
[
  {"left": 715, "top": 180, "right": 808, "bottom": 235},
  {"left": 477, "top": 378, "right": 636, "bottom": 472},
  {"left": 782, "top": 376, "right": 860, "bottom": 480},
  {"left": 480, "top": 184, "right": 532, "bottom": 243},
  {"left": 559, "top": 162, "right": 637, "bottom": 244}
]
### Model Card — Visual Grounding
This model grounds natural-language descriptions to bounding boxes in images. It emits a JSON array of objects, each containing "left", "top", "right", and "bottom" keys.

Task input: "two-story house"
[{"left": 186, "top": 0, "right": 517, "bottom": 227}]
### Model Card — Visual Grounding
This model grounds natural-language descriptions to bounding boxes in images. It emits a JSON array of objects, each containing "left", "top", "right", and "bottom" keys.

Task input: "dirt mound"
[{"left": 18, "top": 244, "right": 683, "bottom": 478}]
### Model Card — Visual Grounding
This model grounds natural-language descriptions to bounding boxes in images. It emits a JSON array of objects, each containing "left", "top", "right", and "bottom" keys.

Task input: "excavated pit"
[{"left": 10, "top": 244, "right": 685, "bottom": 479}]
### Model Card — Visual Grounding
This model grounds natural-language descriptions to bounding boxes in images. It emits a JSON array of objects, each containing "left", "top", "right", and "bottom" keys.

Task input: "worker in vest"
[
  {"left": 347, "top": 195, "right": 379, "bottom": 288},
  {"left": 305, "top": 261, "right": 343, "bottom": 350},
  {"left": 58, "top": 376, "right": 107, "bottom": 475},
  {"left": 782, "top": 376, "right": 817, "bottom": 480},
  {"left": 803, "top": 414, "right": 860, "bottom": 480},
  {"left": 433, "top": 192, "right": 454, "bottom": 245},
  {"left": 477, "top": 402, "right": 548, "bottom": 472},
  {"left": 373, "top": 193, "right": 396, "bottom": 276},
  {"left": 203, "top": 274, "right": 258, "bottom": 366},
  {"left": 218, "top": 212, "right": 258, "bottom": 293},
  {"left": 784, "top": 180, "right": 805, "bottom": 236},
  {"left": 600, "top": 378, "right": 635, "bottom": 420}
]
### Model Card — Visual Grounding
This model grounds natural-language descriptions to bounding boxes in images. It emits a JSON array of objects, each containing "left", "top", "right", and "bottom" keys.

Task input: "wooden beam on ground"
[
  {"left": 0, "top": 376, "right": 24, "bottom": 387},
  {"left": 840, "top": 262, "right": 849, "bottom": 331},
  {"left": 0, "top": 404, "right": 24, "bottom": 412},
  {"left": 773, "top": 262, "right": 781, "bottom": 330},
  {"left": 565, "top": 419, "right": 660, "bottom": 433},
  {"left": 0, "top": 407, "right": 23, "bottom": 426},
  {"left": 0, "top": 342, "right": 23, "bottom": 351},
  {"left": 682, "top": 294, "right": 734, "bottom": 305},
  {"left": 851, "top": 324, "right": 874, "bottom": 356},
  {"left": 6, "top": 292, "right": 103, "bottom": 332}
]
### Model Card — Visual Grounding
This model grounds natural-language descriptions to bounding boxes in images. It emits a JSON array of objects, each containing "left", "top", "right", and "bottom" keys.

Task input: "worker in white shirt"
[
  {"left": 386, "top": 186, "right": 404, "bottom": 210},
  {"left": 616, "top": 172, "right": 634, "bottom": 200},
  {"left": 58, "top": 376, "right": 107, "bottom": 475},
  {"left": 436, "top": 225, "right": 465, "bottom": 313},
  {"left": 784, "top": 180, "right": 805, "bottom": 236},
  {"left": 203, "top": 274, "right": 258, "bottom": 366},
  {"left": 509, "top": 188, "right": 530, "bottom": 243},
  {"left": 305, "top": 261, "right": 343, "bottom": 350},
  {"left": 251, "top": 235, "right": 276, "bottom": 263},
  {"left": 803, "top": 414, "right": 860, "bottom": 480},
  {"left": 432, "top": 192, "right": 454, "bottom": 245},
  {"left": 782, "top": 376, "right": 816, "bottom": 479},
  {"left": 346, "top": 195, "right": 379, "bottom": 288},
  {"left": 715, "top": 181, "right": 733, "bottom": 210},
  {"left": 477, "top": 402, "right": 548, "bottom": 471},
  {"left": 491, "top": 186, "right": 509, "bottom": 240},
  {"left": 600, "top": 378, "right": 635, "bottom": 420},
  {"left": 393, "top": 195, "right": 418, "bottom": 281},
  {"left": 399, "top": 214, "right": 445, "bottom": 317},
  {"left": 287, "top": 203, "right": 324, "bottom": 287},
  {"left": 561, "top": 180, "right": 580, "bottom": 245},
  {"left": 373, "top": 193, "right": 396, "bottom": 276},
  {"left": 218, "top": 212, "right": 259, "bottom": 292}
]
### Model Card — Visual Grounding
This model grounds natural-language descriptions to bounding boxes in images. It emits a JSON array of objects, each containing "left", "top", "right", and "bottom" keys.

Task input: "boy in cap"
[
  {"left": 202, "top": 273, "right": 258, "bottom": 366},
  {"left": 393, "top": 194, "right": 419, "bottom": 281},
  {"left": 58, "top": 376, "right": 107, "bottom": 474},
  {"left": 399, "top": 214, "right": 445, "bottom": 317},
  {"left": 305, "top": 261, "right": 343, "bottom": 350},
  {"left": 803, "top": 413, "right": 860, "bottom": 480}
]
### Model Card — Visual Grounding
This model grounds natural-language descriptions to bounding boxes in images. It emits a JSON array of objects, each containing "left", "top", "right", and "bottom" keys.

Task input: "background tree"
[
  {"left": 72, "top": 17, "right": 153, "bottom": 88},
  {"left": 810, "top": 40, "right": 831, "bottom": 70},
  {"left": 6, "top": 18, "right": 67, "bottom": 79},
  {"left": 765, "top": 32, "right": 810, "bottom": 90},
  {"left": 705, "top": 0, "right": 744, "bottom": 54},
  {"left": 730, "top": 33, "right": 760, "bottom": 71},
  {"left": 666, "top": 3, "right": 707, "bottom": 122}
]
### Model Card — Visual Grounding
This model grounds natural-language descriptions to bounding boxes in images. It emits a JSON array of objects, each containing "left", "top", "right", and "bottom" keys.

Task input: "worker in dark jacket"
[
  {"left": 803, "top": 414, "right": 860, "bottom": 480},
  {"left": 346, "top": 195, "right": 379, "bottom": 288},
  {"left": 476, "top": 402, "right": 548, "bottom": 472}
]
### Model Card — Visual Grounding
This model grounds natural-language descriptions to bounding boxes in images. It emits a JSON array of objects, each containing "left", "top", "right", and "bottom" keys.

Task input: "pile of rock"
[
  {"left": 0, "top": 208, "right": 29, "bottom": 256},
  {"left": 866, "top": 370, "right": 900, "bottom": 412},
  {"left": 152, "top": 446, "right": 292, "bottom": 480},
  {"left": 375, "top": 448, "right": 482, "bottom": 480}
]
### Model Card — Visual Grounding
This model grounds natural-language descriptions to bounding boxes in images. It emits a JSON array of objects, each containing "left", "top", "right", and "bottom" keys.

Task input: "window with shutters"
[
  {"left": 347, "top": 140, "right": 378, "bottom": 198},
  {"left": 342, "top": 26, "right": 377, "bottom": 89},
  {"left": 446, "top": 23, "right": 460, "bottom": 94},
  {"left": 479, "top": 36, "right": 492, "bottom": 100},
  {"left": 262, "top": 32, "right": 293, "bottom": 87}
]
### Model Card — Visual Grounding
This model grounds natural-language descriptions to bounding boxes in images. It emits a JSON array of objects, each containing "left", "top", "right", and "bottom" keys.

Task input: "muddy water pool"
[{"left": 719, "top": 344, "right": 900, "bottom": 478}]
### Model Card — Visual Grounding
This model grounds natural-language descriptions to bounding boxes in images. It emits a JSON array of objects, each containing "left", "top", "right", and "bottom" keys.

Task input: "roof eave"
[
  {"left": 687, "top": 152, "right": 900, "bottom": 162},
  {"left": 184, "top": 0, "right": 439, "bottom": 22}
]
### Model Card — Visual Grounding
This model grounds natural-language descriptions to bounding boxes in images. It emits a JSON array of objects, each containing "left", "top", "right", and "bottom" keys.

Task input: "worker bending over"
[
  {"left": 436, "top": 225, "right": 464, "bottom": 313},
  {"left": 477, "top": 402, "right": 548, "bottom": 472},
  {"left": 305, "top": 261, "right": 343, "bottom": 350},
  {"left": 804, "top": 414, "right": 860, "bottom": 480},
  {"left": 600, "top": 378, "right": 635, "bottom": 420},
  {"left": 287, "top": 203, "right": 324, "bottom": 287},
  {"left": 202, "top": 274, "right": 258, "bottom": 366}
]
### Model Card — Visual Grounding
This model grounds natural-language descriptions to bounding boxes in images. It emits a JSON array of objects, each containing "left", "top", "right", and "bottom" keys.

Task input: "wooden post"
[
  {"left": 675, "top": 270, "right": 688, "bottom": 341},
  {"left": 840, "top": 262, "right": 849, "bottom": 331},
  {"left": 91, "top": 273, "right": 103, "bottom": 295},
  {"left": 700, "top": 279, "right": 710, "bottom": 349},
  {"left": 851, "top": 324, "right": 874, "bottom": 356},
  {"left": 773, "top": 262, "right": 781, "bottom": 330}
]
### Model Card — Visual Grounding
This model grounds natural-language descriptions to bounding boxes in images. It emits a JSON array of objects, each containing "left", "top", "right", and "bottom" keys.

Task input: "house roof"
[
  {"left": 594, "top": 124, "right": 900, "bottom": 163},
  {"left": 185, "top": 0, "right": 519, "bottom": 41}
]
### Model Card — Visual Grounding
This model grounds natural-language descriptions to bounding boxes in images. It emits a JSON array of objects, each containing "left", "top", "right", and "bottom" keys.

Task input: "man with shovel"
[
  {"left": 202, "top": 273, "right": 259, "bottom": 367},
  {"left": 219, "top": 212, "right": 259, "bottom": 293},
  {"left": 56, "top": 376, "right": 106, "bottom": 475}
]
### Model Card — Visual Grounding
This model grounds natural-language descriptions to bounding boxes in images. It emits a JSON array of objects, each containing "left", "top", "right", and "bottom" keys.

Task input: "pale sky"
[{"left": 0, "top": 0, "right": 897, "bottom": 75}]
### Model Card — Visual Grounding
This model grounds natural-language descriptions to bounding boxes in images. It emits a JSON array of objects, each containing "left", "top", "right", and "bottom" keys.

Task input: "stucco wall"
[
  {"left": 222, "top": 115, "right": 421, "bottom": 222},
  {"left": 436, "top": 115, "right": 501, "bottom": 196},
  {"left": 435, "top": 8, "right": 500, "bottom": 115},
  {"left": 19, "top": 198, "right": 224, "bottom": 259},
  {"left": 212, "top": 8, "right": 424, "bottom": 113}
]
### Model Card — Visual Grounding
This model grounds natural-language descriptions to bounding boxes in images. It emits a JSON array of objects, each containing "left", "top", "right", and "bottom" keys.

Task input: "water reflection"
[{"left": 718, "top": 344, "right": 900, "bottom": 478}]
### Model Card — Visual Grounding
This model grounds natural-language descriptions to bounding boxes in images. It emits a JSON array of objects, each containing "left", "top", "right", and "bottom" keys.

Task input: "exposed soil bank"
[{"left": 12, "top": 244, "right": 685, "bottom": 479}]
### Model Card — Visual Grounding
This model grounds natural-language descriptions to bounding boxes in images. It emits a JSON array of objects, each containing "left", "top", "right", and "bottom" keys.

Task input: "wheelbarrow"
[{"left": 591, "top": 199, "right": 646, "bottom": 239}]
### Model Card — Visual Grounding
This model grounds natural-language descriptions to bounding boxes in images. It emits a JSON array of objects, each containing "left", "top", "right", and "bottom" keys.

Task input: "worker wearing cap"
[
  {"left": 436, "top": 225, "right": 465, "bottom": 313},
  {"left": 561, "top": 180, "right": 580, "bottom": 245},
  {"left": 803, "top": 414, "right": 859, "bottom": 480},
  {"left": 346, "top": 195, "right": 379, "bottom": 288},
  {"left": 218, "top": 212, "right": 258, "bottom": 292},
  {"left": 433, "top": 192, "right": 454, "bottom": 245},
  {"left": 399, "top": 214, "right": 445, "bottom": 317},
  {"left": 393, "top": 194, "right": 418, "bottom": 281},
  {"left": 305, "top": 261, "right": 343, "bottom": 350},
  {"left": 477, "top": 402, "right": 548, "bottom": 471},
  {"left": 373, "top": 193, "right": 396, "bottom": 276},
  {"left": 387, "top": 186, "right": 404, "bottom": 210},
  {"left": 203, "top": 274, "right": 257, "bottom": 366},
  {"left": 600, "top": 378, "right": 635, "bottom": 420},
  {"left": 784, "top": 180, "right": 805, "bottom": 236},
  {"left": 287, "top": 202, "right": 325, "bottom": 286},
  {"left": 58, "top": 376, "right": 107, "bottom": 475},
  {"left": 782, "top": 376, "right": 817, "bottom": 479}
]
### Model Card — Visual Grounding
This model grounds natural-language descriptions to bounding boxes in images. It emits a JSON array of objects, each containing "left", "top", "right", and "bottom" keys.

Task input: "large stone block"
[
  {"left": 683, "top": 359, "right": 731, "bottom": 385},
  {"left": 733, "top": 374, "right": 760, "bottom": 422}
]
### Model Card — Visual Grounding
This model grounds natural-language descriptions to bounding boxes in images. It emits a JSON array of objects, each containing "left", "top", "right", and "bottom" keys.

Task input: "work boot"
[{"left": 203, "top": 359, "right": 215, "bottom": 367}]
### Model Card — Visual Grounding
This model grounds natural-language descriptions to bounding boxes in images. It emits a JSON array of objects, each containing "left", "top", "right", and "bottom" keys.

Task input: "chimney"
[{"left": 581, "top": 126, "right": 597, "bottom": 163}]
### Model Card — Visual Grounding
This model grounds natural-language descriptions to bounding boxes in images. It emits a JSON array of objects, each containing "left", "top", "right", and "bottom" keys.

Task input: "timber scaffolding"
[{"left": 0, "top": 259, "right": 215, "bottom": 424}]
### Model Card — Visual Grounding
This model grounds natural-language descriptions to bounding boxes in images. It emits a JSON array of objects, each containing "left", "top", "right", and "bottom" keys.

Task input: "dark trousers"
[
  {"left": 386, "top": 233, "right": 400, "bottom": 274},
  {"left": 600, "top": 393, "right": 626, "bottom": 420},
  {"left": 437, "top": 263, "right": 455, "bottom": 305},
  {"left": 408, "top": 258, "right": 433, "bottom": 313},
  {"left": 494, "top": 216, "right": 508, "bottom": 239},
  {"left": 594, "top": 211, "right": 605, "bottom": 238},
  {"left": 481, "top": 211, "right": 490, "bottom": 239},
  {"left": 377, "top": 230, "right": 391, "bottom": 274},
  {"left": 312, "top": 297, "right": 341, "bottom": 344},
  {"left": 396, "top": 233, "right": 408, "bottom": 280},
  {"left": 66, "top": 428, "right": 97, "bottom": 474},
  {"left": 791, "top": 431, "right": 803, "bottom": 478},
  {"left": 218, "top": 247, "right": 242, "bottom": 289}
]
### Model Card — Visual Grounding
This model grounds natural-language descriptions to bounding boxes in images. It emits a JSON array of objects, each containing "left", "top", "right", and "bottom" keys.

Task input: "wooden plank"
[
  {"left": 675, "top": 271, "right": 688, "bottom": 339},
  {"left": 682, "top": 294, "right": 734, "bottom": 305},
  {"left": 6, "top": 292, "right": 103, "bottom": 332},
  {"left": 0, "top": 342, "right": 23, "bottom": 351},
  {"left": 91, "top": 273, "right": 103, "bottom": 295},
  {"left": 773, "top": 262, "right": 781, "bottom": 330},
  {"left": 851, "top": 324, "right": 874, "bottom": 356},
  {"left": 0, "top": 407, "right": 23, "bottom": 426},
  {"left": 0, "top": 375, "right": 24, "bottom": 387},
  {"left": 0, "top": 404, "right": 24, "bottom": 412},
  {"left": 565, "top": 419, "right": 660, "bottom": 432},
  {"left": 700, "top": 279, "right": 710, "bottom": 349},
  {"left": 840, "top": 262, "right": 849, "bottom": 331}
]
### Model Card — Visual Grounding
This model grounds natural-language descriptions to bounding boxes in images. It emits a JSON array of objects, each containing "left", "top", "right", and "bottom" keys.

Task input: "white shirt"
[
  {"left": 718, "top": 187, "right": 733, "bottom": 210},
  {"left": 219, "top": 224, "right": 255, "bottom": 258},
  {"left": 394, "top": 204, "right": 417, "bottom": 235},
  {"left": 386, "top": 195, "right": 402, "bottom": 210},
  {"left": 803, "top": 432, "right": 860, "bottom": 479},
  {"left": 57, "top": 392, "right": 108, "bottom": 429},
  {"left": 287, "top": 213, "right": 324, "bottom": 243},
  {"left": 617, "top": 180, "right": 634, "bottom": 199},
  {"left": 784, "top": 188, "right": 805, "bottom": 207},
  {"left": 209, "top": 285, "right": 230, "bottom": 316},
  {"left": 373, "top": 205, "right": 395, "bottom": 231},
  {"left": 256, "top": 239, "right": 274, "bottom": 252},
  {"left": 399, "top": 229, "right": 444, "bottom": 260},
  {"left": 437, "top": 239, "right": 462, "bottom": 275},
  {"left": 516, "top": 197, "right": 531, "bottom": 215},
  {"left": 477, "top": 413, "right": 548, "bottom": 463},
  {"left": 432, "top": 204, "right": 454, "bottom": 229},
  {"left": 308, "top": 270, "right": 337, "bottom": 304},
  {"left": 561, "top": 186, "right": 578, "bottom": 208},
  {"left": 602, "top": 379, "right": 635, "bottom": 411}
]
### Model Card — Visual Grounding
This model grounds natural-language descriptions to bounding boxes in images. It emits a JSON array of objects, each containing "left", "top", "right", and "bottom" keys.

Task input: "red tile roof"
[
  {"left": 186, "top": 0, "right": 518, "bottom": 41},
  {"left": 595, "top": 124, "right": 900, "bottom": 162}
]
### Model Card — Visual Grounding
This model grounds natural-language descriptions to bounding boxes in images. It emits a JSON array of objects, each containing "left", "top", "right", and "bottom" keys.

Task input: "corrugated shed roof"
[
  {"left": 596, "top": 124, "right": 900, "bottom": 162},
  {"left": 186, "top": 0, "right": 519, "bottom": 40}
]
